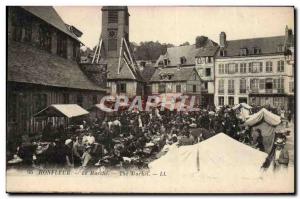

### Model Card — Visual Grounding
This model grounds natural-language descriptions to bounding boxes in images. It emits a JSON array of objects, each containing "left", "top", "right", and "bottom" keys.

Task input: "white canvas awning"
[
  {"left": 149, "top": 133, "right": 267, "bottom": 179},
  {"left": 34, "top": 104, "right": 89, "bottom": 118},
  {"left": 244, "top": 108, "right": 281, "bottom": 127}
]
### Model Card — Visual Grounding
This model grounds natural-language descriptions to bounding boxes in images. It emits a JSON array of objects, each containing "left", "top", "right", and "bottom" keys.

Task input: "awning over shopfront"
[
  {"left": 244, "top": 108, "right": 281, "bottom": 127},
  {"left": 34, "top": 104, "right": 89, "bottom": 118}
]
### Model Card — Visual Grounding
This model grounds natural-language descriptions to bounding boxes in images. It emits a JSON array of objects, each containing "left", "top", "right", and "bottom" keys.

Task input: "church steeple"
[{"left": 101, "top": 6, "right": 129, "bottom": 59}]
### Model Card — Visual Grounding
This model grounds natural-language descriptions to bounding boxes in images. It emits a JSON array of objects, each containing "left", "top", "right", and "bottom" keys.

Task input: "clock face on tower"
[{"left": 108, "top": 29, "right": 117, "bottom": 39}]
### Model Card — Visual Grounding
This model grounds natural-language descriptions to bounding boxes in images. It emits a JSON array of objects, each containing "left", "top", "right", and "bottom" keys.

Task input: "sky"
[{"left": 54, "top": 6, "right": 294, "bottom": 49}]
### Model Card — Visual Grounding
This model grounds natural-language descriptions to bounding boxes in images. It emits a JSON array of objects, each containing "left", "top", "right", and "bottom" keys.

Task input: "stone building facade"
[
  {"left": 214, "top": 27, "right": 294, "bottom": 110},
  {"left": 7, "top": 7, "right": 106, "bottom": 149}
]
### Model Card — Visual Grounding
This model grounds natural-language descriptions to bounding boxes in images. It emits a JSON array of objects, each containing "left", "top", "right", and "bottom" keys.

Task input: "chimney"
[
  {"left": 284, "top": 25, "right": 293, "bottom": 48},
  {"left": 220, "top": 32, "right": 226, "bottom": 48},
  {"left": 285, "top": 25, "right": 289, "bottom": 38}
]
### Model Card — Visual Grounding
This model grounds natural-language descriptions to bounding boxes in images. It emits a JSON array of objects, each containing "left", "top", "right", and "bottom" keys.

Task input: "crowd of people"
[{"left": 7, "top": 104, "right": 291, "bottom": 171}]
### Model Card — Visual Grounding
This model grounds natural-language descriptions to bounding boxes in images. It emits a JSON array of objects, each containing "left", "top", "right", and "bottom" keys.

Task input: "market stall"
[
  {"left": 244, "top": 108, "right": 282, "bottom": 153},
  {"left": 34, "top": 104, "right": 89, "bottom": 135},
  {"left": 149, "top": 133, "right": 268, "bottom": 179}
]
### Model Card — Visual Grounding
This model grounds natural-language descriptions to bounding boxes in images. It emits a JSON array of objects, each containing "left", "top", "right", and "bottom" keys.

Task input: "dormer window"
[
  {"left": 277, "top": 45, "right": 284, "bottom": 52},
  {"left": 220, "top": 49, "right": 226, "bottom": 57},
  {"left": 180, "top": 56, "right": 187, "bottom": 65},
  {"left": 207, "top": 57, "right": 212, "bottom": 63},
  {"left": 163, "top": 58, "right": 170, "bottom": 66},
  {"left": 167, "top": 73, "right": 173, "bottom": 80},
  {"left": 158, "top": 61, "right": 164, "bottom": 67},
  {"left": 159, "top": 73, "right": 165, "bottom": 80},
  {"left": 253, "top": 47, "right": 261, "bottom": 55},
  {"left": 140, "top": 61, "right": 146, "bottom": 67},
  {"left": 240, "top": 48, "right": 248, "bottom": 56}
]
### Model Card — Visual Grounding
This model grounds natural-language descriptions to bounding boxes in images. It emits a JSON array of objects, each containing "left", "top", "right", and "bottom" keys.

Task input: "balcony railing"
[
  {"left": 218, "top": 89, "right": 224, "bottom": 94},
  {"left": 249, "top": 89, "right": 286, "bottom": 94},
  {"left": 265, "top": 89, "right": 273, "bottom": 94},
  {"left": 277, "top": 89, "right": 284, "bottom": 94},
  {"left": 250, "top": 89, "right": 259, "bottom": 93},
  {"left": 239, "top": 89, "right": 246, "bottom": 94},
  {"left": 228, "top": 89, "right": 235, "bottom": 95}
]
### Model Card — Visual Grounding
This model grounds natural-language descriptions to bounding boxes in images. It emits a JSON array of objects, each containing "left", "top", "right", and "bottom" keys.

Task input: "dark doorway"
[{"left": 239, "top": 97, "right": 248, "bottom": 104}]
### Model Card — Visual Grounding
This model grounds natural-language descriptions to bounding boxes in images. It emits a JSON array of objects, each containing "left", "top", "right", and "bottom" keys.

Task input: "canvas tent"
[
  {"left": 233, "top": 103, "right": 252, "bottom": 121},
  {"left": 244, "top": 108, "right": 282, "bottom": 153},
  {"left": 149, "top": 133, "right": 267, "bottom": 179}
]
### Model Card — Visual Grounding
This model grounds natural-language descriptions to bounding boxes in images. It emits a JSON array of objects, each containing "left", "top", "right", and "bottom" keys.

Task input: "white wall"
[{"left": 214, "top": 55, "right": 292, "bottom": 106}]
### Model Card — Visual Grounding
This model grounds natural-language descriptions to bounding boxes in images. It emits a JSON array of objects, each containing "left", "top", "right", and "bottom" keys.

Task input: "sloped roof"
[
  {"left": 218, "top": 36, "right": 287, "bottom": 57},
  {"left": 8, "top": 41, "right": 106, "bottom": 92},
  {"left": 141, "top": 64, "right": 157, "bottom": 82},
  {"left": 155, "top": 55, "right": 165, "bottom": 67},
  {"left": 34, "top": 104, "right": 89, "bottom": 118},
  {"left": 195, "top": 45, "right": 219, "bottom": 57},
  {"left": 21, "top": 6, "right": 80, "bottom": 42},
  {"left": 150, "top": 67, "right": 196, "bottom": 82},
  {"left": 106, "top": 58, "right": 145, "bottom": 82},
  {"left": 161, "top": 37, "right": 219, "bottom": 66},
  {"left": 165, "top": 45, "right": 197, "bottom": 66}
]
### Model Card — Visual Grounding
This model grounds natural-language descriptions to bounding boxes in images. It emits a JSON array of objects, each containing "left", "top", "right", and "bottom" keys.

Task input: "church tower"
[
  {"left": 101, "top": 6, "right": 129, "bottom": 59},
  {"left": 97, "top": 6, "right": 144, "bottom": 98}
]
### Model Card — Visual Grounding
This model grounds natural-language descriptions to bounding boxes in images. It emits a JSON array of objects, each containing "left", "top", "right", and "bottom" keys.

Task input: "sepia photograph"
[{"left": 5, "top": 5, "right": 295, "bottom": 194}]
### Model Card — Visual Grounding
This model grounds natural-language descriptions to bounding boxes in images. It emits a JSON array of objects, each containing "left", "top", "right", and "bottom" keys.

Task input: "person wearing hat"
[
  {"left": 253, "top": 129, "right": 265, "bottom": 152},
  {"left": 262, "top": 134, "right": 289, "bottom": 171},
  {"left": 273, "top": 134, "right": 289, "bottom": 169}
]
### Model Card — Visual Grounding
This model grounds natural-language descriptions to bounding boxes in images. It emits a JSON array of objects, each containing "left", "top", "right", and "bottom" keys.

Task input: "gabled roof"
[
  {"left": 155, "top": 55, "right": 165, "bottom": 67},
  {"left": 150, "top": 66, "right": 198, "bottom": 82},
  {"left": 105, "top": 58, "right": 145, "bottom": 82},
  {"left": 21, "top": 6, "right": 80, "bottom": 42},
  {"left": 160, "top": 37, "right": 219, "bottom": 66},
  {"left": 165, "top": 45, "right": 197, "bottom": 66},
  {"left": 8, "top": 41, "right": 106, "bottom": 92},
  {"left": 218, "top": 36, "right": 288, "bottom": 57}
]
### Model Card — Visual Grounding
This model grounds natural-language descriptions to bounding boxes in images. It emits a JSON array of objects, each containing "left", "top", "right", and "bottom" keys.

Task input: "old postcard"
[{"left": 6, "top": 6, "right": 295, "bottom": 193}]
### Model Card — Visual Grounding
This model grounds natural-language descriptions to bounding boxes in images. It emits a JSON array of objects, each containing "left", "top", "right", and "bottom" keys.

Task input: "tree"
[
  {"left": 132, "top": 41, "right": 174, "bottom": 60},
  {"left": 180, "top": 41, "right": 190, "bottom": 46}
]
